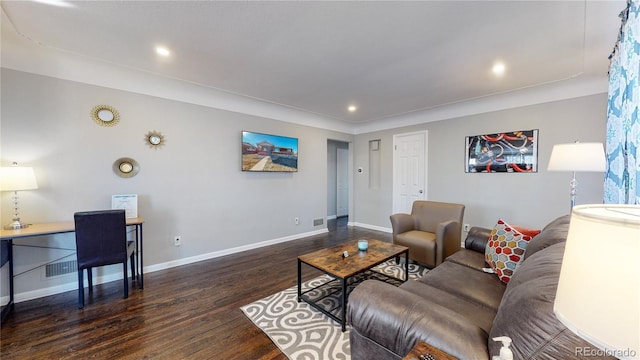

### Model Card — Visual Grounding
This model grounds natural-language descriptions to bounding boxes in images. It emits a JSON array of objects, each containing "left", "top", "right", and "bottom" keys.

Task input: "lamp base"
[{"left": 4, "top": 219, "right": 30, "bottom": 230}]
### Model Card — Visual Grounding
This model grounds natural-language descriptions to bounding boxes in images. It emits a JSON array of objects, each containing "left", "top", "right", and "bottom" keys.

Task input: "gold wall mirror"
[
  {"left": 91, "top": 105, "right": 120, "bottom": 127},
  {"left": 144, "top": 131, "right": 166, "bottom": 149},
  {"left": 112, "top": 157, "right": 140, "bottom": 178}
]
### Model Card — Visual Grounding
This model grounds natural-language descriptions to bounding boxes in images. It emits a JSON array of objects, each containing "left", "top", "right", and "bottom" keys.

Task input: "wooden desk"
[{"left": 0, "top": 218, "right": 144, "bottom": 322}]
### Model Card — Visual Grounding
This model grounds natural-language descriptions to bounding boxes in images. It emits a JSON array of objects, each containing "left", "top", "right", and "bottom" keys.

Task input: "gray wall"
[
  {"left": 353, "top": 94, "right": 608, "bottom": 230},
  {"left": 1, "top": 68, "right": 609, "bottom": 300},
  {"left": 1, "top": 69, "right": 353, "bottom": 298}
]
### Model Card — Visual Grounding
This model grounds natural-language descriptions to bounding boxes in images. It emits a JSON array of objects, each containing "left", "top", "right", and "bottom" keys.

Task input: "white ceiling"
[{"left": 0, "top": 0, "right": 626, "bottom": 132}]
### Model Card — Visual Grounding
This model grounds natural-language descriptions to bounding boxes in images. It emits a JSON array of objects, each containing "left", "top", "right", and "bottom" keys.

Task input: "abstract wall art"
[{"left": 465, "top": 129, "right": 538, "bottom": 173}]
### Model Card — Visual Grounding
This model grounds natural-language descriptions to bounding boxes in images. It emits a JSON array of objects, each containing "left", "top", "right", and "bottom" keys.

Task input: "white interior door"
[
  {"left": 336, "top": 147, "right": 349, "bottom": 217},
  {"left": 393, "top": 131, "right": 427, "bottom": 214}
]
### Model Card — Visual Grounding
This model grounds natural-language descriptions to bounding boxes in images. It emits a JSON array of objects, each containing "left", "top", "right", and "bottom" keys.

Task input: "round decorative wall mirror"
[
  {"left": 91, "top": 105, "right": 120, "bottom": 127},
  {"left": 112, "top": 157, "right": 140, "bottom": 178},
  {"left": 144, "top": 131, "right": 166, "bottom": 149}
]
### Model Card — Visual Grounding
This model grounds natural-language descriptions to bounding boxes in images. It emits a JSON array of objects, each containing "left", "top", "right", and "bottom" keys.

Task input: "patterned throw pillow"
[{"left": 485, "top": 219, "right": 538, "bottom": 283}]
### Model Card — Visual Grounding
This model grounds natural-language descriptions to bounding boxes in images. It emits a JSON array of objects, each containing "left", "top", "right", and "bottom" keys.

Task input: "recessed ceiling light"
[
  {"left": 347, "top": 105, "right": 357, "bottom": 112},
  {"left": 492, "top": 62, "right": 506, "bottom": 76},
  {"left": 155, "top": 46, "right": 171, "bottom": 57}
]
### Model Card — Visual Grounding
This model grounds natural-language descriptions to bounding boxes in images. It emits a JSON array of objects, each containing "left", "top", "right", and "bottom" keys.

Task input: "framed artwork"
[
  {"left": 465, "top": 129, "right": 538, "bottom": 173},
  {"left": 242, "top": 131, "right": 298, "bottom": 172}
]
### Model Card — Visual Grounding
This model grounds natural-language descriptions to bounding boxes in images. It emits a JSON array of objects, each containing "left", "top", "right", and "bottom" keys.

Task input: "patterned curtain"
[{"left": 605, "top": 0, "right": 640, "bottom": 205}]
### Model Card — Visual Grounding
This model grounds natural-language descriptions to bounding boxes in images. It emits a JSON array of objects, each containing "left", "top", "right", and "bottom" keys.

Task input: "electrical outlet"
[
  {"left": 463, "top": 224, "right": 470, "bottom": 232},
  {"left": 174, "top": 235, "right": 182, "bottom": 246},
  {"left": 295, "top": 217, "right": 299, "bottom": 225}
]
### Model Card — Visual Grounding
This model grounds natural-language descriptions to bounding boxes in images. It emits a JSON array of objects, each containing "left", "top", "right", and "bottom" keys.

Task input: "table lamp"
[
  {"left": 554, "top": 204, "right": 640, "bottom": 359},
  {"left": 0, "top": 163, "right": 38, "bottom": 230},
  {"left": 547, "top": 142, "right": 606, "bottom": 208}
]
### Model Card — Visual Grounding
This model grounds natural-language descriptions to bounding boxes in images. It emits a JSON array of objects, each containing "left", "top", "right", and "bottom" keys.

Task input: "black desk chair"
[{"left": 74, "top": 210, "right": 135, "bottom": 309}]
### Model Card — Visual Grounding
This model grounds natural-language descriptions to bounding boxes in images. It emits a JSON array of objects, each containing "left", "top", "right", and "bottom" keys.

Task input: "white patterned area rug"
[{"left": 240, "top": 260, "right": 428, "bottom": 360}]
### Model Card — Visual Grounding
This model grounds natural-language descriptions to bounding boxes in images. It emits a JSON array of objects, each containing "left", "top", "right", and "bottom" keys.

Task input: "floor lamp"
[
  {"left": 547, "top": 142, "right": 606, "bottom": 209},
  {"left": 0, "top": 163, "right": 38, "bottom": 230},
  {"left": 555, "top": 204, "right": 639, "bottom": 359}
]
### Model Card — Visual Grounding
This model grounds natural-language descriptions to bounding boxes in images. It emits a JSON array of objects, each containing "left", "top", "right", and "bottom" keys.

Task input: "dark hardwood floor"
[{"left": 0, "top": 218, "right": 391, "bottom": 359}]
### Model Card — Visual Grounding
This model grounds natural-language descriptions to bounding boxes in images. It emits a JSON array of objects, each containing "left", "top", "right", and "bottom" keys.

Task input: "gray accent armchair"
[{"left": 390, "top": 201, "right": 465, "bottom": 268}]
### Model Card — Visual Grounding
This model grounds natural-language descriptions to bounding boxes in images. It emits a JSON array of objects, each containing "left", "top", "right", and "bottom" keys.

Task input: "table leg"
[
  {"left": 341, "top": 277, "right": 347, "bottom": 332},
  {"left": 138, "top": 224, "right": 144, "bottom": 289},
  {"left": 297, "top": 259, "right": 302, "bottom": 302},
  {"left": 404, "top": 250, "right": 409, "bottom": 281},
  {"left": 1, "top": 240, "right": 14, "bottom": 322},
  {"left": 131, "top": 225, "right": 138, "bottom": 283}
]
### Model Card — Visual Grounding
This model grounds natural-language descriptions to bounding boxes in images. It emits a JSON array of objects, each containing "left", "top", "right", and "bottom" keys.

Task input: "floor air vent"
[{"left": 46, "top": 260, "right": 77, "bottom": 277}]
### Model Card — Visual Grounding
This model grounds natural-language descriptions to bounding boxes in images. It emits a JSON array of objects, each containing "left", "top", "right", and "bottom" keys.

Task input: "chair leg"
[
  {"left": 123, "top": 262, "right": 129, "bottom": 299},
  {"left": 87, "top": 268, "right": 93, "bottom": 292},
  {"left": 130, "top": 253, "right": 136, "bottom": 281},
  {"left": 78, "top": 269, "right": 84, "bottom": 309}
]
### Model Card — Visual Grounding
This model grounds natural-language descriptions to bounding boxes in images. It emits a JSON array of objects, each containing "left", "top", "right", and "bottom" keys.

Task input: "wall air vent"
[{"left": 45, "top": 260, "right": 77, "bottom": 277}]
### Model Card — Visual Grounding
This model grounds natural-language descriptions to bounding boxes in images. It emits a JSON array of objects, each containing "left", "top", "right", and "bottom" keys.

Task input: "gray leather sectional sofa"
[{"left": 347, "top": 215, "right": 615, "bottom": 359}]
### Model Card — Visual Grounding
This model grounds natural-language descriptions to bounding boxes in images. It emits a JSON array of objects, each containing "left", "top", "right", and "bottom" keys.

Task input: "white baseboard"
[
  {"left": 349, "top": 222, "right": 392, "bottom": 233},
  {"left": 327, "top": 215, "right": 337, "bottom": 220},
  {"left": 15, "top": 272, "right": 128, "bottom": 303},
  {"left": 13, "top": 228, "right": 329, "bottom": 303},
  {"left": 144, "top": 228, "right": 328, "bottom": 273}
]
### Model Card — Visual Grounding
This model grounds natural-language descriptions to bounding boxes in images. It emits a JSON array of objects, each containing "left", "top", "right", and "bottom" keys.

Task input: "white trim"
[
  {"left": 13, "top": 228, "right": 328, "bottom": 303},
  {"left": 327, "top": 215, "right": 337, "bottom": 220},
  {"left": 1, "top": 23, "right": 354, "bottom": 135},
  {"left": 349, "top": 222, "right": 392, "bottom": 233},
  {"left": 353, "top": 75, "right": 608, "bottom": 134},
  {"left": 16, "top": 272, "right": 125, "bottom": 303},
  {"left": 144, "top": 228, "right": 328, "bottom": 273}
]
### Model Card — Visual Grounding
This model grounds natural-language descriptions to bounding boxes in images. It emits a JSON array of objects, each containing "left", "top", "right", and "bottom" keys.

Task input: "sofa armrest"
[
  {"left": 465, "top": 227, "right": 491, "bottom": 254},
  {"left": 348, "top": 280, "right": 490, "bottom": 360},
  {"left": 390, "top": 213, "right": 416, "bottom": 235},
  {"left": 435, "top": 220, "right": 462, "bottom": 265}
]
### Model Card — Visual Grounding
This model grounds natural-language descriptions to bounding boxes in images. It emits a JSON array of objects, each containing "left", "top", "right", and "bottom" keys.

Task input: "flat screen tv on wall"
[{"left": 242, "top": 131, "right": 298, "bottom": 172}]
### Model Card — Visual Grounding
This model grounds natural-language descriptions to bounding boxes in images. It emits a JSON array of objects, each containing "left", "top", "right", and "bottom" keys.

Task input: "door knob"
[{"left": 419, "top": 190, "right": 423, "bottom": 194}]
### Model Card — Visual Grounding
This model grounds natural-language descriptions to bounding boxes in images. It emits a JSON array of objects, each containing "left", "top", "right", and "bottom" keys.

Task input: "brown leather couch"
[
  {"left": 347, "top": 215, "right": 615, "bottom": 360},
  {"left": 390, "top": 201, "right": 465, "bottom": 268}
]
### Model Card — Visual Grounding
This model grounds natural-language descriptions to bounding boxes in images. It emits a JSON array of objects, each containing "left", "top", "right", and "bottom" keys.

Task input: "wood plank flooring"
[{"left": 0, "top": 218, "right": 391, "bottom": 359}]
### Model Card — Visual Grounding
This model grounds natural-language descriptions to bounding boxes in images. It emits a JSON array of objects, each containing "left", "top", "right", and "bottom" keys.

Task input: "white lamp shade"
[
  {"left": 0, "top": 166, "right": 38, "bottom": 191},
  {"left": 547, "top": 142, "right": 606, "bottom": 172},
  {"left": 554, "top": 205, "right": 640, "bottom": 359}
]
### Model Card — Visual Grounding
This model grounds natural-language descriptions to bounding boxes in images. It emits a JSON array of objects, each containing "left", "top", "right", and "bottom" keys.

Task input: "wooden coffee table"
[{"left": 297, "top": 239, "right": 409, "bottom": 331}]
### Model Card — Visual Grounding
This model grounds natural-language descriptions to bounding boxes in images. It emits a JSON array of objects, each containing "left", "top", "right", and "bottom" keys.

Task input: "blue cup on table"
[{"left": 358, "top": 239, "right": 369, "bottom": 251}]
